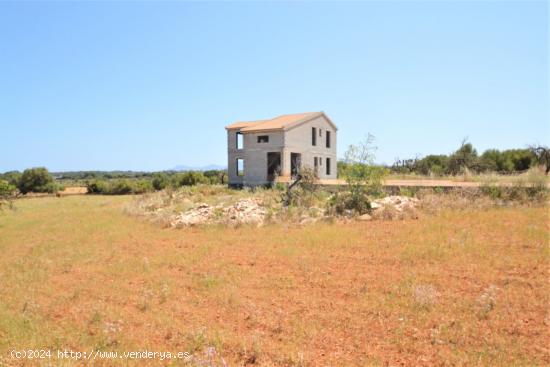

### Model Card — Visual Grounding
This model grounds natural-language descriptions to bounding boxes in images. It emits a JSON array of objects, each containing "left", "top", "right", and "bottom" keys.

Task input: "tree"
[
  {"left": 503, "top": 149, "right": 534, "bottom": 172},
  {"left": 18, "top": 167, "right": 57, "bottom": 194},
  {"left": 415, "top": 155, "right": 449, "bottom": 176},
  {"left": 330, "top": 134, "right": 386, "bottom": 215},
  {"left": 152, "top": 173, "right": 170, "bottom": 190},
  {"left": 447, "top": 139, "right": 479, "bottom": 174},
  {"left": 530, "top": 145, "right": 550, "bottom": 174},
  {"left": 0, "top": 179, "right": 16, "bottom": 210},
  {"left": 0, "top": 171, "right": 22, "bottom": 187},
  {"left": 480, "top": 149, "right": 507, "bottom": 172}
]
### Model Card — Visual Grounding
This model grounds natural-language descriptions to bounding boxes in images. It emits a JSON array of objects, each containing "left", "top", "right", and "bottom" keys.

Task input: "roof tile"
[{"left": 226, "top": 112, "right": 323, "bottom": 132}]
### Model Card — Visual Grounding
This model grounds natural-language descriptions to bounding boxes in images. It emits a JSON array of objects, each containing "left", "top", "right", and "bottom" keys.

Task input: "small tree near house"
[
  {"left": 530, "top": 145, "right": 550, "bottom": 174},
  {"left": 329, "top": 134, "right": 386, "bottom": 215}
]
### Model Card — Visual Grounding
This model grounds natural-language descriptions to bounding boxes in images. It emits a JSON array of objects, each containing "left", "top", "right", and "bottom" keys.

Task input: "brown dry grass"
[{"left": 0, "top": 196, "right": 548, "bottom": 366}]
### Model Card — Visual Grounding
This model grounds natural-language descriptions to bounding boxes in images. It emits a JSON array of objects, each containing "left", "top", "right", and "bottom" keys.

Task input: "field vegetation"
[
  {"left": 0, "top": 194, "right": 548, "bottom": 366},
  {"left": 386, "top": 142, "right": 549, "bottom": 178}
]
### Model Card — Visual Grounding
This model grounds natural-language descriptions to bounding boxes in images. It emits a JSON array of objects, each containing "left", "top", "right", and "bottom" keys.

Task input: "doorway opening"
[
  {"left": 267, "top": 152, "right": 281, "bottom": 182},
  {"left": 291, "top": 153, "right": 301, "bottom": 178}
]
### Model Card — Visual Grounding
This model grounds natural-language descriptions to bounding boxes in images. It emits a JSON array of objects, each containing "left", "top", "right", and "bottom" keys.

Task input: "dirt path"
[
  {"left": 385, "top": 179, "right": 480, "bottom": 187},
  {"left": 312, "top": 178, "right": 550, "bottom": 187}
]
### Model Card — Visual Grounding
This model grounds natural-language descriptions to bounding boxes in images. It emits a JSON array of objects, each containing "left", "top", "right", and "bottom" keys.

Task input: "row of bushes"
[
  {"left": 86, "top": 171, "right": 225, "bottom": 195},
  {"left": 86, "top": 179, "right": 154, "bottom": 195},
  {"left": 55, "top": 169, "right": 228, "bottom": 186},
  {"left": 0, "top": 168, "right": 228, "bottom": 197},
  {"left": 0, "top": 168, "right": 229, "bottom": 196},
  {"left": 390, "top": 142, "right": 549, "bottom": 176}
]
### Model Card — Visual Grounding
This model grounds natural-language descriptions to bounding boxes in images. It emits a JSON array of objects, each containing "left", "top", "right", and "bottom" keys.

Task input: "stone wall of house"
[{"left": 227, "top": 114, "right": 338, "bottom": 186}]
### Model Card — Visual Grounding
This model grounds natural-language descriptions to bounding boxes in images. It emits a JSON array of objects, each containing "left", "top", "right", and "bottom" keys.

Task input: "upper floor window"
[
  {"left": 236, "top": 132, "right": 243, "bottom": 149},
  {"left": 326, "top": 131, "right": 331, "bottom": 148},
  {"left": 312, "top": 127, "right": 317, "bottom": 146},
  {"left": 257, "top": 135, "right": 269, "bottom": 143}
]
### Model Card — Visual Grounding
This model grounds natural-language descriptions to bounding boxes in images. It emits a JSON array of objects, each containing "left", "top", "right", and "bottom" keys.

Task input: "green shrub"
[
  {"left": 203, "top": 170, "right": 227, "bottom": 185},
  {"left": 133, "top": 179, "right": 154, "bottom": 194},
  {"left": 86, "top": 179, "right": 109, "bottom": 194},
  {"left": 0, "top": 180, "right": 15, "bottom": 196},
  {"left": 152, "top": 173, "right": 170, "bottom": 190},
  {"left": 0, "top": 180, "right": 15, "bottom": 210},
  {"left": 415, "top": 155, "right": 449, "bottom": 176},
  {"left": 0, "top": 171, "right": 22, "bottom": 187},
  {"left": 336, "top": 134, "right": 386, "bottom": 215},
  {"left": 283, "top": 166, "right": 319, "bottom": 207},
  {"left": 172, "top": 172, "right": 209, "bottom": 187},
  {"left": 480, "top": 183, "right": 503, "bottom": 200},
  {"left": 110, "top": 180, "right": 134, "bottom": 195},
  {"left": 447, "top": 141, "right": 479, "bottom": 175},
  {"left": 86, "top": 179, "right": 154, "bottom": 195},
  {"left": 327, "top": 191, "right": 371, "bottom": 216},
  {"left": 18, "top": 167, "right": 57, "bottom": 194}
]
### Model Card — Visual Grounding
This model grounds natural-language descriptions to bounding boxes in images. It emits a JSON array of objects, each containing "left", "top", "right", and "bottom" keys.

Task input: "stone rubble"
[
  {"left": 370, "top": 195, "right": 419, "bottom": 212},
  {"left": 169, "top": 195, "right": 420, "bottom": 227},
  {"left": 171, "top": 198, "right": 267, "bottom": 227}
]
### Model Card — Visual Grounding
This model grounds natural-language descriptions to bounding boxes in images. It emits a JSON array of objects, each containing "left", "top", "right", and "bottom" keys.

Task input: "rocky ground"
[
  {"left": 171, "top": 198, "right": 267, "bottom": 227},
  {"left": 167, "top": 195, "right": 421, "bottom": 227}
]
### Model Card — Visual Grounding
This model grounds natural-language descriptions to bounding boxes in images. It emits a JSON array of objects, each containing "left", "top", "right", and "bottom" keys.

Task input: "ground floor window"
[
  {"left": 237, "top": 158, "right": 244, "bottom": 176},
  {"left": 326, "top": 158, "right": 331, "bottom": 175}
]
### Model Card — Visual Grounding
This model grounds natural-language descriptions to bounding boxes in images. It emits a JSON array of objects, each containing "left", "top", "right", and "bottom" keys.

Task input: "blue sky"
[{"left": 0, "top": 1, "right": 548, "bottom": 172}]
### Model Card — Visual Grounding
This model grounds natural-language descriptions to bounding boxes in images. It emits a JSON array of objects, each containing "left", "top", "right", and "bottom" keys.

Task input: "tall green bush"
[
  {"left": 18, "top": 167, "right": 57, "bottom": 194},
  {"left": 152, "top": 173, "right": 170, "bottom": 190}
]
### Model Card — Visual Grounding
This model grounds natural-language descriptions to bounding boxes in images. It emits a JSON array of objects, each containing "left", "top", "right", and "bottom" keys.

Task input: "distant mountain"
[{"left": 171, "top": 164, "right": 226, "bottom": 172}]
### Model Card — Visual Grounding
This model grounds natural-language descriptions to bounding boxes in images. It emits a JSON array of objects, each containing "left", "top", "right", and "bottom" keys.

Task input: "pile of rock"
[
  {"left": 224, "top": 198, "right": 267, "bottom": 225},
  {"left": 170, "top": 198, "right": 267, "bottom": 227},
  {"left": 371, "top": 195, "right": 419, "bottom": 212},
  {"left": 168, "top": 195, "right": 421, "bottom": 227},
  {"left": 358, "top": 196, "right": 420, "bottom": 221},
  {"left": 171, "top": 203, "right": 214, "bottom": 226}
]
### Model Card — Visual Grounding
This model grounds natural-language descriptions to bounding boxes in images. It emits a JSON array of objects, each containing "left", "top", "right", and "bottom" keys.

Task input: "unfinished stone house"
[{"left": 226, "top": 112, "right": 337, "bottom": 186}]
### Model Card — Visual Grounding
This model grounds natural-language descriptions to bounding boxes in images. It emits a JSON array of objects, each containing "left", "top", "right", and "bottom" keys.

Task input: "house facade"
[{"left": 226, "top": 112, "right": 337, "bottom": 186}]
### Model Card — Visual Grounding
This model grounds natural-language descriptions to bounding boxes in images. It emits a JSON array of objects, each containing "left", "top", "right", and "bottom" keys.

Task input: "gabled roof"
[{"left": 225, "top": 112, "right": 337, "bottom": 132}]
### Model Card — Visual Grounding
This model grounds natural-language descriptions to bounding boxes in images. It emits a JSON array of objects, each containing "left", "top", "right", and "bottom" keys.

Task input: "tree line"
[
  {"left": 0, "top": 168, "right": 228, "bottom": 196},
  {"left": 390, "top": 141, "right": 549, "bottom": 176}
]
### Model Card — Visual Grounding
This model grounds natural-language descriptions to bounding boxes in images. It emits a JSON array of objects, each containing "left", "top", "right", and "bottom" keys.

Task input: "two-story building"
[{"left": 226, "top": 111, "right": 337, "bottom": 186}]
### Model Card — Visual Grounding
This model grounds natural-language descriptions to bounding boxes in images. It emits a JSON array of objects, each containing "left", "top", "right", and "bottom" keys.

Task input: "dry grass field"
[{"left": 0, "top": 195, "right": 548, "bottom": 366}]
